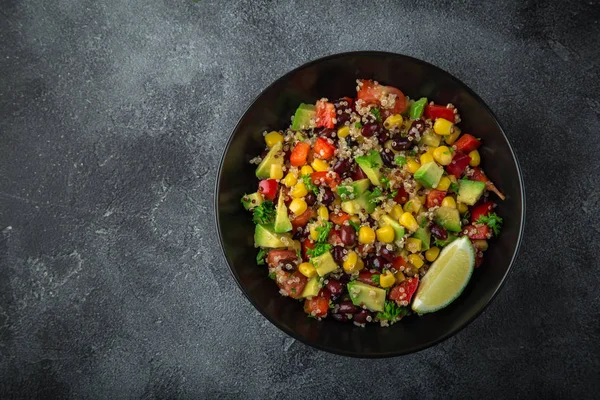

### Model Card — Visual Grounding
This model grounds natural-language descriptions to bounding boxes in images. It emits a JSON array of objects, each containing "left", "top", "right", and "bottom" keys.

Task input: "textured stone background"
[{"left": 1, "top": 0, "right": 599, "bottom": 398}]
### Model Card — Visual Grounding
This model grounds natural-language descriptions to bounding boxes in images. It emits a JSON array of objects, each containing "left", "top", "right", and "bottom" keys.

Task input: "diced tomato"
[
  {"left": 291, "top": 208, "right": 316, "bottom": 231},
  {"left": 328, "top": 229, "right": 344, "bottom": 246},
  {"left": 358, "top": 270, "right": 380, "bottom": 286},
  {"left": 462, "top": 224, "right": 491, "bottom": 240},
  {"left": 470, "top": 202, "right": 496, "bottom": 224},
  {"left": 310, "top": 171, "right": 341, "bottom": 189},
  {"left": 356, "top": 79, "right": 407, "bottom": 114},
  {"left": 290, "top": 142, "right": 311, "bottom": 167},
  {"left": 393, "top": 186, "right": 409, "bottom": 204},
  {"left": 426, "top": 189, "right": 447, "bottom": 209},
  {"left": 301, "top": 238, "right": 315, "bottom": 261},
  {"left": 445, "top": 152, "right": 471, "bottom": 177},
  {"left": 468, "top": 167, "right": 506, "bottom": 200},
  {"left": 389, "top": 276, "right": 419, "bottom": 304},
  {"left": 267, "top": 250, "right": 298, "bottom": 268},
  {"left": 276, "top": 270, "right": 307, "bottom": 299},
  {"left": 313, "top": 137, "right": 336, "bottom": 160},
  {"left": 315, "top": 100, "right": 336, "bottom": 129},
  {"left": 424, "top": 104, "right": 455, "bottom": 121},
  {"left": 304, "top": 288, "right": 331, "bottom": 317},
  {"left": 454, "top": 134, "right": 482, "bottom": 154},
  {"left": 391, "top": 256, "right": 409, "bottom": 271},
  {"left": 258, "top": 179, "right": 278, "bottom": 201},
  {"left": 330, "top": 212, "right": 350, "bottom": 226}
]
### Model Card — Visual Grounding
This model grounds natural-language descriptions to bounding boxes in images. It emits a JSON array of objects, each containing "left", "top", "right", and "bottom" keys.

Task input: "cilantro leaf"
[
  {"left": 381, "top": 176, "right": 391, "bottom": 190},
  {"left": 349, "top": 220, "right": 360, "bottom": 232},
  {"left": 476, "top": 212, "right": 503, "bottom": 236},
  {"left": 301, "top": 174, "right": 319, "bottom": 196},
  {"left": 370, "top": 107, "right": 382, "bottom": 122},
  {"left": 268, "top": 271, "right": 276, "bottom": 280},
  {"left": 252, "top": 200, "right": 275, "bottom": 225},
  {"left": 394, "top": 156, "right": 407, "bottom": 167},
  {"left": 306, "top": 243, "right": 332, "bottom": 259},
  {"left": 449, "top": 182, "right": 459, "bottom": 193},
  {"left": 387, "top": 190, "right": 398, "bottom": 199},
  {"left": 256, "top": 248, "right": 267, "bottom": 265},
  {"left": 376, "top": 301, "right": 409, "bottom": 322},
  {"left": 355, "top": 122, "right": 363, "bottom": 129},
  {"left": 372, "top": 274, "right": 381, "bottom": 285},
  {"left": 328, "top": 299, "right": 335, "bottom": 309},
  {"left": 409, "top": 149, "right": 417, "bottom": 157},
  {"left": 315, "top": 221, "right": 332, "bottom": 243},
  {"left": 366, "top": 187, "right": 385, "bottom": 205}
]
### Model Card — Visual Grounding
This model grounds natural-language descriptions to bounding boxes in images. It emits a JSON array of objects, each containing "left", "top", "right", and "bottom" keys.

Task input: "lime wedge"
[{"left": 411, "top": 236, "right": 475, "bottom": 314}]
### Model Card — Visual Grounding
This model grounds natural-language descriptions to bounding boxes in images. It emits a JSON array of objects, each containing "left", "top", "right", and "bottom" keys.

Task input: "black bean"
[
  {"left": 391, "top": 136, "right": 411, "bottom": 151},
  {"left": 361, "top": 122, "right": 381, "bottom": 137},
  {"left": 366, "top": 256, "right": 386, "bottom": 271},
  {"left": 338, "top": 301, "right": 358, "bottom": 314},
  {"left": 332, "top": 158, "right": 351, "bottom": 176},
  {"left": 380, "top": 246, "right": 396, "bottom": 262},
  {"left": 305, "top": 192, "right": 316, "bottom": 206},
  {"left": 331, "top": 246, "right": 346, "bottom": 265},
  {"left": 321, "top": 187, "right": 335, "bottom": 205},
  {"left": 381, "top": 149, "right": 395, "bottom": 167},
  {"left": 339, "top": 225, "right": 357, "bottom": 246},
  {"left": 331, "top": 313, "right": 349, "bottom": 322},
  {"left": 326, "top": 279, "right": 344, "bottom": 296},
  {"left": 353, "top": 309, "right": 372, "bottom": 324},
  {"left": 430, "top": 223, "right": 448, "bottom": 240}
]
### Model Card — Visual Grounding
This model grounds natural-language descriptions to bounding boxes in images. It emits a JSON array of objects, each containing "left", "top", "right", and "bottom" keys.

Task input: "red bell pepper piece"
[
  {"left": 468, "top": 167, "right": 506, "bottom": 200},
  {"left": 389, "top": 276, "right": 419, "bottom": 305},
  {"left": 462, "top": 224, "right": 491, "bottom": 240},
  {"left": 276, "top": 270, "right": 307, "bottom": 299},
  {"left": 470, "top": 202, "right": 496, "bottom": 224},
  {"left": 454, "top": 134, "right": 482, "bottom": 154},
  {"left": 291, "top": 209, "right": 316, "bottom": 231},
  {"left": 258, "top": 179, "right": 278, "bottom": 201},
  {"left": 424, "top": 104, "right": 455, "bottom": 121},
  {"left": 426, "top": 189, "right": 447, "bottom": 209},
  {"left": 446, "top": 152, "right": 471, "bottom": 177},
  {"left": 301, "top": 238, "right": 315, "bottom": 261},
  {"left": 315, "top": 100, "right": 336, "bottom": 129},
  {"left": 328, "top": 229, "right": 344, "bottom": 246},
  {"left": 290, "top": 142, "right": 311, "bottom": 167},
  {"left": 313, "top": 137, "right": 336, "bottom": 160},
  {"left": 266, "top": 250, "right": 298, "bottom": 268},
  {"left": 330, "top": 212, "right": 350, "bottom": 226},
  {"left": 356, "top": 79, "right": 407, "bottom": 114},
  {"left": 391, "top": 256, "right": 409, "bottom": 271},
  {"left": 310, "top": 171, "right": 341, "bottom": 189},
  {"left": 304, "top": 288, "right": 331, "bottom": 317}
]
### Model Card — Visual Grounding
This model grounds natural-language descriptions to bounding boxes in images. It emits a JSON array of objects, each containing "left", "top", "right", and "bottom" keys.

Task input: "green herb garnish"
[
  {"left": 355, "top": 150, "right": 382, "bottom": 168},
  {"left": 252, "top": 200, "right": 276, "bottom": 225},
  {"left": 256, "top": 248, "right": 267, "bottom": 265},
  {"left": 306, "top": 243, "right": 332, "bottom": 259},
  {"left": 301, "top": 174, "right": 319, "bottom": 196},
  {"left": 268, "top": 271, "right": 276, "bottom": 280},
  {"left": 387, "top": 190, "right": 398, "bottom": 199},
  {"left": 476, "top": 212, "right": 503, "bottom": 236},
  {"left": 376, "top": 301, "right": 409, "bottom": 322},
  {"left": 366, "top": 187, "right": 385, "bottom": 205},
  {"left": 449, "top": 182, "right": 459, "bottom": 193},
  {"left": 355, "top": 122, "right": 363, "bottom": 129},
  {"left": 315, "top": 221, "right": 332, "bottom": 243},
  {"left": 372, "top": 274, "right": 381, "bottom": 285},
  {"left": 394, "top": 156, "right": 407, "bottom": 167},
  {"left": 370, "top": 107, "right": 382, "bottom": 122},
  {"left": 349, "top": 220, "right": 360, "bottom": 232}
]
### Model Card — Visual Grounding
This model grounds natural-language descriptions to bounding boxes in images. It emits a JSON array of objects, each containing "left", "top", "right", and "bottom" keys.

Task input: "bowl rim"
[{"left": 214, "top": 51, "right": 526, "bottom": 358}]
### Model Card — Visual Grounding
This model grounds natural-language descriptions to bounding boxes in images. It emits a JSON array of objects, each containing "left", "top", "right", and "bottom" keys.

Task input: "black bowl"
[{"left": 215, "top": 51, "right": 524, "bottom": 357}]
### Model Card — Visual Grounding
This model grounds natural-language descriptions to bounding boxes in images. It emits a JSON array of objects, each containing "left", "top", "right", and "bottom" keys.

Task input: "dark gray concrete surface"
[{"left": 1, "top": 0, "right": 599, "bottom": 398}]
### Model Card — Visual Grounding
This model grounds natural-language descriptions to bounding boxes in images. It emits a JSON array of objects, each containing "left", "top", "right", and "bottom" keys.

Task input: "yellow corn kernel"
[
  {"left": 317, "top": 206, "right": 329, "bottom": 221},
  {"left": 449, "top": 175, "right": 458, "bottom": 184},
  {"left": 343, "top": 250, "right": 364, "bottom": 273},
  {"left": 406, "top": 237, "right": 422, "bottom": 253},
  {"left": 264, "top": 131, "right": 283, "bottom": 148},
  {"left": 420, "top": 152, "right": 435, "bottom": 165},
  {"left": 441, "top": 196, "right": 457, "bottom": 208},
  {"left": 444, "top": 126, "right": 461, "bottom": 145},
  {"left": 433, "top": 146, "right": 453, "bottom": 166},
  {"left": 337, "top": 126, "right": 350, "bottom": 138},
  {"left": 350, "top": 215, "right": 361, "bottom": 225},
  {"left": 399, "top": 212, "right": 419, "bottom": 232},
  {"left": 425, "top": 247, "right": 441, "bottom": 262},
  {"left": 379, "top": 271, "right": 396, "bottom": 288},
  {"left": 404, "top": 198, "right": 422, "bottom": 215},
  {"left": 390, "top": 205, "right": 404, "bottom": 219},
  {"left": 289, "top": 198, "right": 307, "bottom": 215},
  {"left": 300, "top": 166, "right": 313, "bottom": 176},
  {"left": 395, "top": 270, "right": 406, "bottom": 282},
  {"left": 376, "top": 225, "right": 395, "bottom": 243},
  {"left": 311, "top": 158, "right": 329, "bottom": 172},
  {"left": 406, "top": 159, "right": 421, "bottom": 174},
  {"left": 358, "top": 226, "right": 376, "bottom": 244},
  {"left": 270, "top": 163, "right": 284, "bottom": 180},
  {"left": 282, "top": 172, "right": 297, "bottom": 187},
  {"left": 408, "top": 254, "right": 424, "bottom": 269},
  {"left": 332, "top": 197, "right": 342, "bottom": 207},
  {"left": 309, "top": 224, "right": 319, "bottom": 241},
  {"left": 469, "top": 150, "right": 481, "bottom": 167},
  {"left": 433, "top": 118, "right": 455, "bottom": 136},
  {"left": 437, "top": 176, "right": 451, "bottom": 191},
  {"left": 417, "top": 195, "right": 426, "bottom": 207},
  {"left": 457, "top": 202, "right": 469, "bottom": 214},
  {"left": 299, "top": 262, "right": 317, "bottom": 278},
  {"left": 291, "top": 182, "right": 308, "bottom": 198},
  {"left": 383, "top": 114, "right": 403, "bottom": 130}
]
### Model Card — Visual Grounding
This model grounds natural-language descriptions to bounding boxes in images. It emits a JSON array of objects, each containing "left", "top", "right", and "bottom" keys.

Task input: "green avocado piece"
[
  {"left": 241, "top": 192, "right": 264, "bottom": 210},
  {"left": 413, "top": 226, "right": 431, "bottom": 250},
  {"left": 341, "top": 190, "right": 377, "bottom": 215},
  {"left": 291, "top": 103, "right": 316, "bottom": 130},
  {"left": 414, "top": 162, "right": 444, "bottom": 189},
  {"left": 255, "top": 141, "right": 283, "bottom": 179},
  {"left": 254, "top": 224, "right": 293, "bottom": 248},
  {"left": 434, "top": 233, "right": 457, "bottom": 247},
  {"left": 311, "top": 251, "right": 339, "bottom": 276},
  {"left": 434, "top": 207, "right": 462, "bottom": 232},
  {"left": 337, "top": 179, "right": 371, "bottom": 201},
  {"left": 300, "top": 276, "right": 321, "bottom": 298},
  {"left": 457, "top": 179, "right": 486, "bottom": 205},
  {"left": 355, "top": 151, "right": 383, "bottom": 186},
  {"left": 347, "top": 281, "right": 386, "bottom": 312},
  {"left": 273, "top": 189, "right": 292, "bottom": 233},
  {"left": 379, "top": 214, "right": 405, "bottom": 242}
]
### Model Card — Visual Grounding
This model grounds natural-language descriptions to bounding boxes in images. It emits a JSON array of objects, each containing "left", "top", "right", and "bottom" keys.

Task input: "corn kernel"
[
  {"left": 269, "top": 163, "right": 283, "bottom": 180},
  {"left": 406, "top": 237, "right": 422, "bottom": 253},
  {"left": 291, "top": 182, "right": 308, "bottom": 198},
  {"left": 311, "top": 158, "right": 329, "bottom": 172},
  {"left": 449, "top": 175, "right": 458, "bottom": 184},
  {"left": 399, "top": 212, "right": 419, "bottom": 232},
  {"left": 350, "top": 215, "right": 361, "bottom": 225},
  {"left": 408, "top": 254, "right": 424, "bottom": 269},
  {"left": 441, "top": 196, "right": 457, "bottom": 208},
  {"left": 358, "top": 226, "right": 376, "bottom": 244},
  {"left": 264, "top": 131, "right": 283, "bottom": 148},
  {"left": 406, "top": 159, "right": 421, "bottom": 174},
  {"left": 420, "top": 152, "right": 435, "bottom": 165},
  {"left": 376, "top": 225, "right": 395, "bottom": 243},
  {"left": 317, "top": 206, "right": 329, "bottom": 221},
  {"left": 343, "top": 250, "right": 364, "bottom": 273},
  {"left": 395, "top": 270, "right": 406, "bottom": 282},
  {"left": 433, "top": 146, "right": 453, "bottom": 166},
  {"left": 383, "top": 114, "right": 403, "bottom": 130},
  {"left": 337, "top": 126, "right": 350, "bottom": 138},
  {"left": 469, "top": 150, "right": 481, "bottom": 167},
  {"left": 300, "top": 165, "right": 313, "bottom": 175},
  {"left": 457, "top": 202, "right": 469, "bottom": 214},
  {"left": 289, "top": 198, "right": 307, "bottom": 215},
  {"left": 421, "top": 132, "right": 442, "bottom": 147},
  {"left": 417, "top": 195, "right": 426, "bottom": 207},
  {"left": 282, "top": 172, "right": 297, "bottom": 187},
  {"left": 437, "top": 176, "right": 451, "bottom": 191},
  {"left": 444, "top": 126, "right": 461, "bottom": 145},
  {"left": 433, "top": 118, "right": 455, "bottom": 136},
  {"left": 404, "top": 198, "right": 422, "bottom": 215},
  {"left": 425, "top": 247, "right": 440, "bottom": 262},
  {"left": 299, "top": 262, "right": 317, "bottom": 278},
  {"left": 390, "top": 205, "right": 404, "bottom": 219},
  {"left": 309, "top": 224, "right": 319, "bottom": 241},
  {"left": 379, "top": 271, "right": 396, "bottom": 288}
]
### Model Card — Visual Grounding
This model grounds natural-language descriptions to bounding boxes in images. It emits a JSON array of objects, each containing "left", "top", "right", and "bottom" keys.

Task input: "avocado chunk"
[
  {"left": 300, "top": 276, "right": 321, "bottom": 298},
  {"left": 341, "top": 190, "right": 377, "bottom": 215},
  {"left": 310, "top": 251, "right": 339, "bottom": 276},
  {"left": 255, "top": 141, "right": 283, "bottom": 179},
  {"left": 434, "top": 233, "right": 457, "bottom": 247},
  {"left": 291, "top": 103, "right": 316, "bottom": 130},
  {"left": 273, "top": 189, "right": 292, "bottom": 233},
  {"left": 241, "top": 192, "right": 264, "bottom": 210},
  {"left": 254, "top": 224, "right": 293, "bottom": 248},
  {"left": 457, "top": 179, "right": 486, "bottom": 205},
  {"left": 434, "top": 207, "right": 462, "bottom": 232},
  {"left": 347, "top": 281, "right": 386, "bottom": 312},
  {"left": 414, "top": 162, "right": 444, "bottom": 189},
  {"left": 355, "top": 151, "right": 383, "bottom": 186},
  {"left": 379, "top": 214, "right": 405, "bottom": 242},
  {"left": 337, "top": 179, "right": 371, "bottom": 201},
  {"left": 413, "top": 226, "right": 431, "bottom": 250}
]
